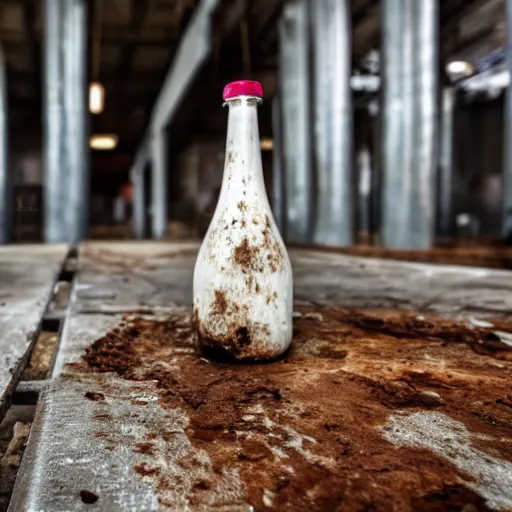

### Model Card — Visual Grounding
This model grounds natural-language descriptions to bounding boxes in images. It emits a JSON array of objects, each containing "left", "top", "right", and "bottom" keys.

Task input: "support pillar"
[
  {"left": 410, "top": 0, "right": 439, "bottom": 249},
  {"left": 381, "top": 0, "right": 438, "bottom": 249},
  {"left": 356, "top": 146, "right": 372, "bottom": 241},
  {"left": 63, "top": 0, "right": 89, "bottom": 244},
  {"left": 43, "top": 0, "right": 66, "bottom": 243},
  {"left": 503, "top": 0, "right": 512, "bottom": 237},
  {"left": 312, "top": 0, "right": 353, "bottom": 246},
  {"left": 131, "top": 166, "right": 146, "bottom": 240},
  {"left": 279, "top": 0, "right": 313, "bottom": 243},
  {"left": 438, "top": 87, "right": 455, "bottom": 238},
  {"left": 151, "top": 130, "right": 168, "bottom": 240},
  {"left": 0, "top": 44, "right": 11, "bottom": 244},
  {"left": 271, "top": 93, "right": 284, "bottom": 234}
]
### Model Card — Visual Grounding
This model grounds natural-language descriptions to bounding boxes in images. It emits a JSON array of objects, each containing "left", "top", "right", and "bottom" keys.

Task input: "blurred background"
[{"left": 0, "top": 0, "right": 511, "bottom": 266}]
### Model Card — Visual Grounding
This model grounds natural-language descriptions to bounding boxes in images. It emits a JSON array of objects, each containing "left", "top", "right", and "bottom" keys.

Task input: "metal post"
[
  {"left": 131, "top": 166, "right": 146, "bottom": 240},
  {"left": 410, "top": 0, "right": 438, "bottom": 249},
  {"left": 503, "top": 0, "right": 512, "bottom": 237},
  {"left": 439, "top": 87, "right": 455, "bottom": 238},
  {"left": 382, "top": 0, "right": 438, "bottom": 249},
  {"left": 63, "top": 0, "right": 89, "bottom": 243},
  {"left": 271, "top": 93, "right": 284, "bottom": 234},
  {"left": 312, "top": 0, "right": 331, "bottom": 245},
  {"left": 151, "top": 130, "right": 168, "bottom": 239},
  {"left": 0, "top": 44, "right": 11, "bottom": 244},
  {"left": 315, "top": 0, "right": 353, "bottom": 246},
  {"left": 43, "top": 0, "right": 66, "bottom": 243},
  {"left": 382, "top": 0, "right": 409, "bottom": 248},
  {"left": 279, "top": 0, "right": 312, "bottom": 243},
  {"left": 357, "top": 145, "right": 372, "bottom": 240}
]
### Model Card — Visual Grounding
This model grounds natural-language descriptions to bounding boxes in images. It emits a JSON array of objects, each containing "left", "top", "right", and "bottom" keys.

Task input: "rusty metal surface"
[
  {"left": 0, "top": 244, "right": 67, "bottom": 421},
  {"left": 10, "top": 242, "right": 512, "bottom": 511}
]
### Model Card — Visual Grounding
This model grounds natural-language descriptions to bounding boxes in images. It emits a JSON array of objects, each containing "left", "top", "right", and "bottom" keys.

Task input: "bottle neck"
[{"left": 219, "top": 96, "right": 265, "bottom": 207}]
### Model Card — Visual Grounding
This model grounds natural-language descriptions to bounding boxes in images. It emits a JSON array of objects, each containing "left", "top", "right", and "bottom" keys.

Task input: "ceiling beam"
[
  {"left": 446, "top": 25, "right": 498, "bottom": 59},
  {"left": 116, "top": 0, "right": 152, "bottom": 82},
  {"left": 22, "top": 0, "right": 40, "bottom": 101},
  {"left": 441, "top": 0, "right": 493, "bottom": 37},
  {"left": 352, "top": 0, "right": 379, "bottom": 26}
]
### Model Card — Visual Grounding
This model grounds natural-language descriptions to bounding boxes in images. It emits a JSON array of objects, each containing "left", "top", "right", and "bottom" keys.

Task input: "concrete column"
[
  {"left": 131, "top": 165, "right": 146, "bottom": 240},
  {"left": 503, "top": 0, "right": 512, "bottom": 237},
  {"left": 63, "top": 0, "right": 89, "bottom": 243},
  {"left": 312, "top": 0, "right": 353, "bottom": 247},
  {"left": 43, "top": 0, "right": 66, "bottom": 243},
  {"left": 410, "top": 0, "right": 438, "bottom": 249},
  {"left": 381, "top": 0, "right": 438, "bottom": 249},
  {"left": 151, "top": 130, "right": 168, "bottom": 239},
  {"left": 0, "top": 44, "right": 11, "bottom": 244},
  {"left": 438, "top": 87, "right": 455, "bottom": 238},
  {"left": 271, "top": 93, "right": 284, "bottom": 234},
  {"left": 279, "top": 0, "right": 313, "bottom": 243},
  {"left": 382, "top": 0, "right": 409, "bottom": 248},
  {"left": 356, "top": 146, "right": 372, "bottom": 240}
]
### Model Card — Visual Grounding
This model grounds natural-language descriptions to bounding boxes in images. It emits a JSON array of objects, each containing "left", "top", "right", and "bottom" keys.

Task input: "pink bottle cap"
[{"left": 223, "top": 80, "right": 263, "bottom": 100}]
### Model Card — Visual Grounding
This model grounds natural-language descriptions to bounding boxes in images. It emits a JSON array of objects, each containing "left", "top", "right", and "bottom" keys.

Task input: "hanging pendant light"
[
  {"left": 89, "top": 0, "right": 104, "bottom": 114},
  {"left": 89, "top": 81, "right": 105, "bottom": 114}
]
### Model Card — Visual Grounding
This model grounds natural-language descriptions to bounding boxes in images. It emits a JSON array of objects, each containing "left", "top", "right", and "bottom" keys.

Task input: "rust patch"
[
  {"left": 134, "top": 463, "right": 159, "bottom": 477},
  {"left": 196, "top": 320, "right": 275, "bottom": 362},
  {"left": 255, "top": 283, "right": 260, "bottom": 294},
  {"left": 212, "top": 290, "right": 228, "bottom": 315},
  {"left": 237, "top": 201, "right": 247, "bottom": 212},
  {"left": 134, "top": 442, "right": 154, "bottom": 455},
  {"left": 77, "top": 307, "right": 512, "bottom": 511},
  {"left": 92, "top": 413, "right": 111, "bottom": 422},
  {"left": 228, "top": 152, "right": 234, "bottom": 163},
  {"left": 233, "top": 237, "right": 260, "bottom": 274}
]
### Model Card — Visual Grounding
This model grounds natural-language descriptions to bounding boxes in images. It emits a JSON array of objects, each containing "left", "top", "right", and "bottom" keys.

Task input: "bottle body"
[{"left": 193, "top": 96, "right": 293, "bottom": 361}]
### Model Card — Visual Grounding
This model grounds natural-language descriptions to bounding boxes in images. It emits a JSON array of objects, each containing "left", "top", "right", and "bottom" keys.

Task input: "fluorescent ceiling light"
[
  {"left": 260, "top": 138, "right": 273, "bottom": 151},
  {"left": 90, "top": 134, "right": 118, "bottom": 150},
  {"left": 446, "top": 60, "right": 474, "bottom": 77},
  {"left": 89, "top": 82, "right": 105, "bottom": 114}
]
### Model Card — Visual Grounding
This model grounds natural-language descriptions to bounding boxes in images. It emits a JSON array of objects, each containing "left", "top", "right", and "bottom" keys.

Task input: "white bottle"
[{"left": 193, "top": 80, "right": 293, "bottom": 361}]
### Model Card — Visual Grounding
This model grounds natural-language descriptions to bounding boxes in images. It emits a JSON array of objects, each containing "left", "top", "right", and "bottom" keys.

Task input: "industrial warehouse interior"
[{"left": 1, "top": 0, "right": 512, "bottom": 511}]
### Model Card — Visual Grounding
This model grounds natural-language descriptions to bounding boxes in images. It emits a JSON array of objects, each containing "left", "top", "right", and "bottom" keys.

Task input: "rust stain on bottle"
[
  {"left": 233, "top": 237, "right": 260, "bottom": 273},
  {"left": 213, "top": 290, "right": 228, "bottom": 315},
  {"left": 233, "top": 231, "right": 283, "bottom": 275},
  {"left": 195, "top": 316, "right": 275, "bottom": 361}
]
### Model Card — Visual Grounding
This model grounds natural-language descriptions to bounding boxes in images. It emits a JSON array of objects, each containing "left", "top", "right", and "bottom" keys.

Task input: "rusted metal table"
[{"left": 1, "top": 242, "right": 512, "bottom": 511}]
